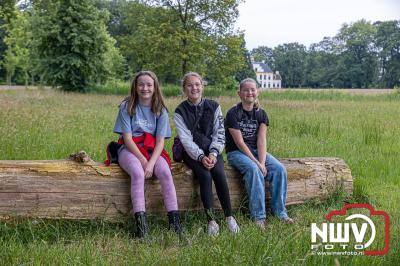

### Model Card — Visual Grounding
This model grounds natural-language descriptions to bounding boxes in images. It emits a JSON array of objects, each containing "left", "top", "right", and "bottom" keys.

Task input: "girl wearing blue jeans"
[{"left": 225, "top": 78, "right": 293, "bottom": 229}]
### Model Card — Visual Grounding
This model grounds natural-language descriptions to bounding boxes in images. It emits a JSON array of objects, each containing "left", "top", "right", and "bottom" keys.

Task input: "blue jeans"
[{"left": 227, "top": 149, "right": 288, "bottom": 220}]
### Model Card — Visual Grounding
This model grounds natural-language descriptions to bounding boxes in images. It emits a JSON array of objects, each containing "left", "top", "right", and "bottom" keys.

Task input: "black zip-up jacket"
[{"left": 174, "top": 99, "right": 225, "bottom": 162}]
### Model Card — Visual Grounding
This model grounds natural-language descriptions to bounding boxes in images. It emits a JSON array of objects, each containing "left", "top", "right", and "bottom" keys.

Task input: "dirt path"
[{"left": 0, "top": 85, "right": 38, "bottom": 90}]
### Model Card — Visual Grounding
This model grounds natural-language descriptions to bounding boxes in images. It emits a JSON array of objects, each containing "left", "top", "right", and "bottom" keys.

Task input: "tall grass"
[
  {"left": 0, "top": 89, "right": 399, "bottom": 265},
  {"left": 88, "top": 81, "right": 237, "bottom": 98},
  {"left": 88, "top": 80, "right": 400, "bottom": 101}
]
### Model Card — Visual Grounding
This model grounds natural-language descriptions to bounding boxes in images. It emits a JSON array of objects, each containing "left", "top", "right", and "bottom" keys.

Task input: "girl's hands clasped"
[
  {"left": 202, "top": 155, "right": 216, "bottom": 170},
  {"left": 144, "top": 159, "right": 156, "bottom": 179},
  {"left": 138, "top": 157, "right": 155, "bottom": 179},
  {"left": 257, "top": 161, "right": 267, "bottom": 177}
]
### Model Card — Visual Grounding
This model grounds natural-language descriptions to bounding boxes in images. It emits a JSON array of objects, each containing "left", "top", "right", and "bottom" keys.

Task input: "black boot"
[
  {"left": 167, "top": 210, "right": 182, "bottom": 236},
  {"left": 134, "top": 211, "right": 149, "bottom": 238}
]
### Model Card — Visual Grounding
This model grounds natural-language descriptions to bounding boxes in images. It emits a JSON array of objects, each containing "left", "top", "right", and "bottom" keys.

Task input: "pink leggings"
[{"left": 118, "top": 148, "right": 178, "bottom": 213}]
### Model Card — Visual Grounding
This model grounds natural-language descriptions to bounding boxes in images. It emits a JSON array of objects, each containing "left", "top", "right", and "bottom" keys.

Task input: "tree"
[
  {"left": 336, "top": 20, "right": 378, "bottom": 88},
  {"left": 0, "top": 0, "right": 15, "bottom": 21},
  {"left": 273, "top": 43, "right": 307, "bottom": 87},
  {"left": 145, "top": 0, "right": 243, "bottom": 76},
  {"left": 31, "top": 0, "right": 116, "bottom": 91},
  {"left": 94, "top": 0, "right": 130, "bottom": 45},
  {"left": 0, "top": 0, "right": 16, "bottom": 82},
  {"left": 118, "top": 0, "right": 245, "bottom": 84},
  {"left": 306, "top": 37, "right": 341, "bottom": 88},
  {"left": 235, "top": 40, "right": 257, "bottom": 83},
  {"left": 2, "top": 10, "right": 32, "bottom": 85},
  {"left": 250, "top": 46, "right": 274, "bottom": 69},
  {"left": 103, "top": 33, "right": 127, "bottom": 80},
  {"left": 375, "top": 20, "right": 400, "bottom": 88},
  {"left": 204, "top": 33, "right": 246, "bottom": 87},
  {"left": 119, "top": 1, "right": 182, "bottom": 82}
]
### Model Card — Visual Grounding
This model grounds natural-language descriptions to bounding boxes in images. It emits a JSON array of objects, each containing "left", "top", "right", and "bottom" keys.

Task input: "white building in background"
[{"left": 252, "top": 61, "right": 282, "bottom": 89}]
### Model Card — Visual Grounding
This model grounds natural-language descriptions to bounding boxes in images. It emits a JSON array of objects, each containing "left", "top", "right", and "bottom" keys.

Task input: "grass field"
[{"left": 0, "top": 88, "right": 399, "bottom": 265}]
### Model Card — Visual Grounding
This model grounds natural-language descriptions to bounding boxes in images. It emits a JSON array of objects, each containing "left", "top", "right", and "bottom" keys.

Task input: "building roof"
[{"left": 254, "top": 62, "right": 273, "bottom": 73}]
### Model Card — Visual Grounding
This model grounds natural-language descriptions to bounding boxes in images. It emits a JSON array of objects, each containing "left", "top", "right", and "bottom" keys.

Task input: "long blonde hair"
[
  {"left": 239, "top": 78, "right": 260, "bottom": 109},
  {"left": 123, "top": 71, "right": 168, "bottom": 117}
]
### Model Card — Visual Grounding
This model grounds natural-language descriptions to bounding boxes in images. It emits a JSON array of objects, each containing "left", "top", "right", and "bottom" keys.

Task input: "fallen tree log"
[{"left": 0, "top": 152, "right": 352, "bottom": 220}]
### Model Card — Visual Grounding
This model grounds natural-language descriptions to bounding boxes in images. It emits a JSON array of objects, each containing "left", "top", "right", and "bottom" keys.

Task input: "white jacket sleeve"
[
  {"left": 173, "top": 112, "right": 205, "bottom": 162},
  {"left": 209, "top": 105, "right": 225, "bottom": 155}
]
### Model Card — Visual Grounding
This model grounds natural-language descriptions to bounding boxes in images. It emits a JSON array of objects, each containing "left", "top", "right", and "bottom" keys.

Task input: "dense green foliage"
[
  {"left": 0, "top": 89, "right": 399, "bottom": 265},
  {"left": 0, "top": 0, "right": 16, "bottom": 82},
  {"left": 2, "top": 9, "right": 31, "bottom": 85},
  {"left": 0, "top": 0, "right": 249, "bottom": 89},
  {"left": 105, "top": 0, "right": 247, "bottom": 84},
  {"left": 376, "top": 20, "right": 400, "bottom": 88},
  {"left": 251, "top": 20, "right": 400, "bottom": 88},
  {"left": 28, "top": 0, "right": 119, "bottom": 91},
  {"left": 273, "top": 43, "right": 307, "bottom": 88},
  {"left": 0, "top": 2, "right": 399, "bottom": 89}
]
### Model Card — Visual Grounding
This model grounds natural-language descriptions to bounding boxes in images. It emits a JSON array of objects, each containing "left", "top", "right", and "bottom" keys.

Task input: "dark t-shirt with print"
[{"left": 225, "top": 103, "right": 269, "bottom": 153}]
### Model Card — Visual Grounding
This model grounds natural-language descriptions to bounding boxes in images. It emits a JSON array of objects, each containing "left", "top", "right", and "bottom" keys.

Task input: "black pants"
[{"left": 183, "top": 153, "right": 233, "bottom": 220}]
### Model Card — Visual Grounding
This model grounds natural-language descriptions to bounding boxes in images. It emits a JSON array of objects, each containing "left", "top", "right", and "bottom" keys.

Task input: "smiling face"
[
  {"left": 183, "top": 75, "right": 203, "bottom": 104},
  {"left": 136, "top": 74, "right": 155, "bottom": 104},
  {"left": 238, "top": 80, "right": 259, "bottom": 105}
]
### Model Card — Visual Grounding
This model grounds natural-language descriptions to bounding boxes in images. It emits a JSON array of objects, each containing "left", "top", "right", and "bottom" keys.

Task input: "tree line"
[
  {"left": 251, "top": 19, "right": 400, "bottom": 88},
  {"left": 0, "top": 1, "right": 399, "bottom": 91},
  {"left": 0, "top": 0, "right": 250, "bottom": 91}
]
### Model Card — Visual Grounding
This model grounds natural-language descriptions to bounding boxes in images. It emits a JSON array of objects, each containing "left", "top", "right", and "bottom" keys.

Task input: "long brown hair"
[
  {"left": 123, "top": 71, "right": 168, "bottom": 117},
  {"left": 239, "top": 78, "right": 260, "bottom": 109}
]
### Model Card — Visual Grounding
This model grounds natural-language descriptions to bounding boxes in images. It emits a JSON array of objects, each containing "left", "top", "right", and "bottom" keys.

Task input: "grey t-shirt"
[{"left": 113, "top": 101, "right": 171, "bottom": 138}]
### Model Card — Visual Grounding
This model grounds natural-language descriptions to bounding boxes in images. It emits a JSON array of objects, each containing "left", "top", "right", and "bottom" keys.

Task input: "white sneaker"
[
  {"left": 255, "top": 219, "right": 266, "bottom": 230},
  {"left": 281, "top": 216, "right": 294, "bottom": 224},
  {"left": 208, "top": 220, "right": 220, "bottom": 236},
  {"left": 226, "top": 216, "right": 240, "bottom": 234}
]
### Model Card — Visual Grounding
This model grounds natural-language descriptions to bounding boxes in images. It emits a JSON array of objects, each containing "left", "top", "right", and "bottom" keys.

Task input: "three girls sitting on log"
[{"left": 107, "top": 70, "right": 293, "bottom": 238}]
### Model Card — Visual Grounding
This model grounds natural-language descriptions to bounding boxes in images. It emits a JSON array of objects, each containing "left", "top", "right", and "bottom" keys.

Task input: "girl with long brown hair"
[{"left": 113, "top": 71, "right": 181, "bottom": 237}]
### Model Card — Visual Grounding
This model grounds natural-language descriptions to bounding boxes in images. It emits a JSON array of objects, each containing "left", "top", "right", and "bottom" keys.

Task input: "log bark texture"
[{"left": 0, "top": 153, "right": 352, "bottom": 220}]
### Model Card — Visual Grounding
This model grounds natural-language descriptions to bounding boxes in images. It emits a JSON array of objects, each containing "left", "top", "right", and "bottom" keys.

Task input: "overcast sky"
[{"left": 236, "top": 0, "right": 400, "bottom": 50}]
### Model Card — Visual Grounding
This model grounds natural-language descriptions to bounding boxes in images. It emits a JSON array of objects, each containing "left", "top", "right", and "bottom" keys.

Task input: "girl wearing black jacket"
[{"left": 173, "top": 72, "right": 239, "bottom": 236}]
